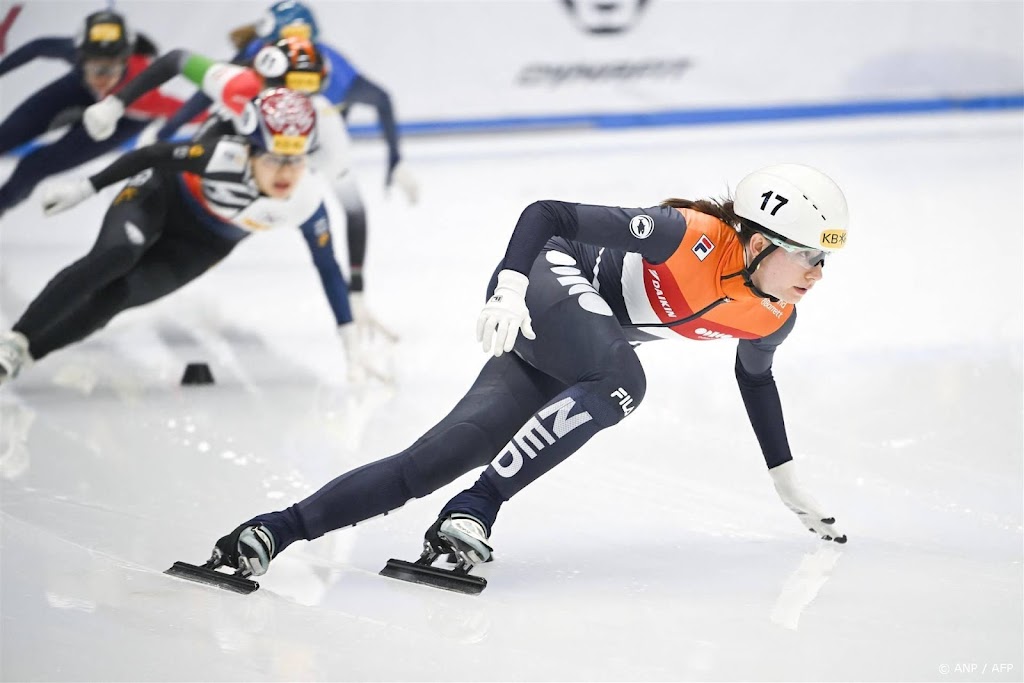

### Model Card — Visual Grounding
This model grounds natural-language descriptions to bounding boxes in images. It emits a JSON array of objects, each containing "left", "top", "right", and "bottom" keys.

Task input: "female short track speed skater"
[
  {"left": 199, "top": 163, "right": 850, "bottom": 587},
  {"left": 0, "top": 10, "right": 185, "bottom": 218},
  {"left": 82, "top": 36, "right": 396, "bottom": 339},
  {"left": 0, "top": 88, "right": 378, "bottom": 386}
]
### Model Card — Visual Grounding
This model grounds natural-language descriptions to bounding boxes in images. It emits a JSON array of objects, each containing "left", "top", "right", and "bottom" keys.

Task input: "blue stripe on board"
[
  {"left": 348, "top": 94, "right": 1024, "bottom": 137},
  {"left": 7, "top": 94, "right": 1023, "bottom": 156}
]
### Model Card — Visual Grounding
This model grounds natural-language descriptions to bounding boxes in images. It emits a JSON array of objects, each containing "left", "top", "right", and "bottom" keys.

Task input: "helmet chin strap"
[{"left": 738, "top": 242, "right": 780, "bottom": 302}]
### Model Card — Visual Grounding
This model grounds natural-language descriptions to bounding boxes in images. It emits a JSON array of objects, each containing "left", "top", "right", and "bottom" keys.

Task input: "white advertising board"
[{"left": 2, "top": 0, "right": 1021, "bottom": 131}]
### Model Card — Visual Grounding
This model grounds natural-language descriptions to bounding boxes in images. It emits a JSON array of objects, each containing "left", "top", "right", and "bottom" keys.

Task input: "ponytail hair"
[
  {"left": 229, "top": 24, "right": 260, "bottom": 51},
  {"left": 660, "top": 197, "right": 763, "bottom": 246}
]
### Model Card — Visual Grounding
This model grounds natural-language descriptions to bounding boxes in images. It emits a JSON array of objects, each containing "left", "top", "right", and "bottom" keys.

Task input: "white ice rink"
[{"left": 1, "top": 111, "right": 1022, "bottom": 681}]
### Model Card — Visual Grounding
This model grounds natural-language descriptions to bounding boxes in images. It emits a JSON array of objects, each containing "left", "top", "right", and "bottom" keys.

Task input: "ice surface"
[{"left": 1, "top": 112, "right": 1021, "bottom": 681}]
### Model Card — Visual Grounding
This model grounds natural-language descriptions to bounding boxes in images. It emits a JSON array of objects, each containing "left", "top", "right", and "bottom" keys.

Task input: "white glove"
[
  {"left": 40, "top": 178, "right": 96, "bottom": 216},
  {"left": 338, "top": 323, "right": 392, "bottom": 385},
  {"left": 386, "top": 161, "right": 419, "bottom": 205},
  {"left": 133, "top": 117, "right": 166, "bottom": 149},
  {"left": 349, "top": 292, "right": 399, "bottom": 344},
  {"left": 83, "top": 95, "right": 125, "bottom": 141},
  {"left": 769, "top": 461, "right": 847, "bottom": 543},
  {"left": 476, "top": 269, "right": 535, "bottom": 357}
]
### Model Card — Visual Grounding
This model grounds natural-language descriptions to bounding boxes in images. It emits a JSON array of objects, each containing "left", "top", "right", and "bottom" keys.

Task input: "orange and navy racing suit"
[{"left": 246, "top": 201, "right": 803, "bottom": 554}]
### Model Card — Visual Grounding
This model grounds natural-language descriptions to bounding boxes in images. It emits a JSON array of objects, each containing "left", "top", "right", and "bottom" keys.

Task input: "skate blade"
[
  {"left": 164, "top": 561, "right": 259, "bottom": 594},
  {"left": 380, "top": 558, "right": 487, "bottom": 595},
  {"left": 445, "top": 552, "right": 493, "bottom": 564}
]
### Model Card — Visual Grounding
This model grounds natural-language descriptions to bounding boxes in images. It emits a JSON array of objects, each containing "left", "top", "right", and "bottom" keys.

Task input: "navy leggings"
[{"left": 256, "top": 247, "right": 648, "bottom": 554}]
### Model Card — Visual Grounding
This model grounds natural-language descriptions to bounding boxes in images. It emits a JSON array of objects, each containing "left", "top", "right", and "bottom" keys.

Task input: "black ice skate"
[
  {"left": 380, "top": 514, "right": 492, "bottom": 595},
  {"left": 164, "top": 523, "right": 275, "bottom": 594}
]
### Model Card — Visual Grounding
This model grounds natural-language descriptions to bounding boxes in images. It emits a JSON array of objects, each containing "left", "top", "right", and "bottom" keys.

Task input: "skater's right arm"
[
  {"left": 41, "top": 139, "right": 220, "bottom": 216},
  {"left": 0, "top": 37, "right": 75, "bottom": 77},
  {"left": 735, "top": 319, "right": 847, "bottom": 544},
  {"left": 88, "top": 140, "right": 215, "bottom": 190}
]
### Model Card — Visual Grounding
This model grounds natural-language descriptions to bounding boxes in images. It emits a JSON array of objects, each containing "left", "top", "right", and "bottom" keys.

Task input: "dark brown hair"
[{"left": 660, "top": 197, "right": 762, "bottom": 246}]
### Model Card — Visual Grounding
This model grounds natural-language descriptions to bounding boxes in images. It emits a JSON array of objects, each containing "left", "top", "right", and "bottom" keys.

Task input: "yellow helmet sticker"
[
  {"left": 270, "top": 134, "right": 307, "bottom": 155},
  {"left": 188, "top": 145, "right": 204, "bottom": 158},
  {"left": 819, "top": 229, "right": 847, "bottom": 249},
  {"left": 285, "top": 71, "right": 322, "bottom": 94},
  {"left": 280, "top": 23, "right": 312, "bottom": 40},
  {"left": 89, "top": 23, "right": 122, "bottom": 42}
]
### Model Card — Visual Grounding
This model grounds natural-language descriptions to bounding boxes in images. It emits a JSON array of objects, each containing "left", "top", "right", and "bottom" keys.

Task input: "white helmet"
[{"left": 734, "top": 164, "right": 848, "bottom": 252}]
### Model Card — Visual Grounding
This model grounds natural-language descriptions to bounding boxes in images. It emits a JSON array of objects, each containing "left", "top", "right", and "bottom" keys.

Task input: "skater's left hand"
[
  {"left": 349, "top": 292, "right": 399, "bottom": 344},
  {"left": 40, "top": 178, "right": 96, "bottom": 216},
  {"left": 769, "top": 461, "right": 847, "bottom": 543},
  {"left": 386, "top": 160, "right": 419, "bottom": 205}
]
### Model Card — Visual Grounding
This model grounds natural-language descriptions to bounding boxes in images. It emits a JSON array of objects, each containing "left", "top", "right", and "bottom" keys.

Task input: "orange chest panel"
[{"left": 640, "top": 209, "right": 794, "bottom": 341}]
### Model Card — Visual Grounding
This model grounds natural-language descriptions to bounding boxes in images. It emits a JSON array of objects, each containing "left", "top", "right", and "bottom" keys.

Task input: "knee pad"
[{"left": 581, "top": 341, "right": 647, "bottom": 427}]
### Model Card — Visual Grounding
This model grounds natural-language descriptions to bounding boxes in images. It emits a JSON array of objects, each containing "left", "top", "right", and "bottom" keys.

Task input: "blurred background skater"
[
  {"left": 84, "top": 34, "right": 400, "bottom": 344},
  {"left": 0, "top": 89, "right": 384, "bottom": 388},
  {"left": 0, "top": 8, "right": 188, "bottom": 219},
  {"left": 222, "top": 0, "right": 418, "bottom": 204}
]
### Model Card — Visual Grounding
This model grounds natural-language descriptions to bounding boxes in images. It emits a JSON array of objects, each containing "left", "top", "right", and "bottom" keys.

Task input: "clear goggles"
[
  {"left": 764, "top": 234, "right": 827, "bottom": 268},
  {"left": 82, "top": 61, "right": 126, "bottom": 77}
]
